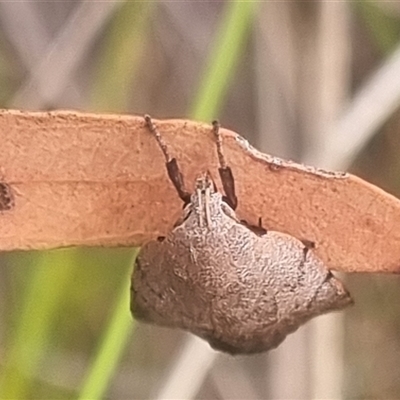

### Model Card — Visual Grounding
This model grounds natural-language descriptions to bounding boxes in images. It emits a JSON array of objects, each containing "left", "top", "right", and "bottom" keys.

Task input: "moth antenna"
[
  {"left": 212, "top": 120, "right": 238, "bottom": 210},
  {"left": 144, "top": 115, "right": 191, "bottom": 205}
]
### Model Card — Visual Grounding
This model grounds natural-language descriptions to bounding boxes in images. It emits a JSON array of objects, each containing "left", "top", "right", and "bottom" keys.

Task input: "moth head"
[
  {"left": 194, "top": 171, "right": 216, "bottom": 194},
  {"left": 187, "top": 172, "right": 222, "bottom": 228}
]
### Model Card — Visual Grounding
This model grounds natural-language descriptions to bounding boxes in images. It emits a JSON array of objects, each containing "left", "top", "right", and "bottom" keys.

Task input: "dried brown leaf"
[{"left": 0, "top": 109, "right": 399, "bottom": 273}]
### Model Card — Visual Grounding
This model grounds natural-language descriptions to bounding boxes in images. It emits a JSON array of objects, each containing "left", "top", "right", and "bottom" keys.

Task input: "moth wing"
[{"left": 131, "top": 235, "right": 213, "bottom": 334}]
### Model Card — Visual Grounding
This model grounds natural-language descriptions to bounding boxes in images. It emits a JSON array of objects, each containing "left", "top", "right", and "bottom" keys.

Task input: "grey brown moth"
[{"left": 130, "top": 115, "right": 352, "bottom": 355}]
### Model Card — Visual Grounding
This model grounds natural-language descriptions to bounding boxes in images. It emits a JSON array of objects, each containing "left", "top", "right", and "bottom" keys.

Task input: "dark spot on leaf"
[{"left": 0, "top": 182, "right": 14, "bottom": 211}]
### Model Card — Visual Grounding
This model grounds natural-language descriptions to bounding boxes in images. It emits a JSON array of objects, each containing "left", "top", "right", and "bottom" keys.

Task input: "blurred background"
[{"left": 0, "top": 1, "right": 400, "bottom": 399}]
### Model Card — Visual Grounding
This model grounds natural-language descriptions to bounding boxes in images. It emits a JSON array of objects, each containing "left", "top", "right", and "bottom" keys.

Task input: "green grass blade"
[
  {"left": 76, "top": 3, "right": 154, "bottom": 398},
  {"left": 190, "top": 1, "right": 259, "bottom": 121},
  {"left": 0, "top": 250, "right": 78, "bottom": 399},
  {"left": 356, "top": 1, "right": 400, "bottom": 55},
  {"left": 90, "top": 1, "right": 154, "bottom": 112},
  {"left": 78, "top": 261, "right": 135, "bottom": 400}
]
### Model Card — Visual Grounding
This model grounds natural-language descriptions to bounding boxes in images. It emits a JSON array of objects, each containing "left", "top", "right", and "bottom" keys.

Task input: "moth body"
[{"left": 131, "top": 172, "right": 352, "bottom": 354}]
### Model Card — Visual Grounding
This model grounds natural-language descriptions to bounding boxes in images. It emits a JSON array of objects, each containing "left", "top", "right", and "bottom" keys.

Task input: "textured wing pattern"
[{"left": 131, "top": 216, "right": 352, "bottom": 354}]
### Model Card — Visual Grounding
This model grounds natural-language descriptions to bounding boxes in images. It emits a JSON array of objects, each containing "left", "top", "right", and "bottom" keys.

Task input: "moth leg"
[
  {"left": 240, "top": 216, "right": 267, "bottom": 236},
  {"left": 144, "top": 115, "right": 191, "bottom": 205},
  {"left": 212, "top": 120, "right": 238, "bottom": 210}
]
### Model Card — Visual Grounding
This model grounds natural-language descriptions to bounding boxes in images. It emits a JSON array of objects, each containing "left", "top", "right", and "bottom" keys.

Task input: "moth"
[{"left": 131, "top": 115, "right": 352, "bottom": 354}]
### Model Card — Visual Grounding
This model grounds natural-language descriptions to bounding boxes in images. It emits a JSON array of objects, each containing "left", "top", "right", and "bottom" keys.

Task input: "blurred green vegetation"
[
  {"left": 356, "top": 1, "right": 400, "bottom": 54},
  {"left": 190, "top": 1, "right": 257, "bottom": 120},
  {"left": 0, "top": 248, "right": 135, "bottom": 399},
  {"left": 90, "top": 2, "right": 154, "bottom": 112}
]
